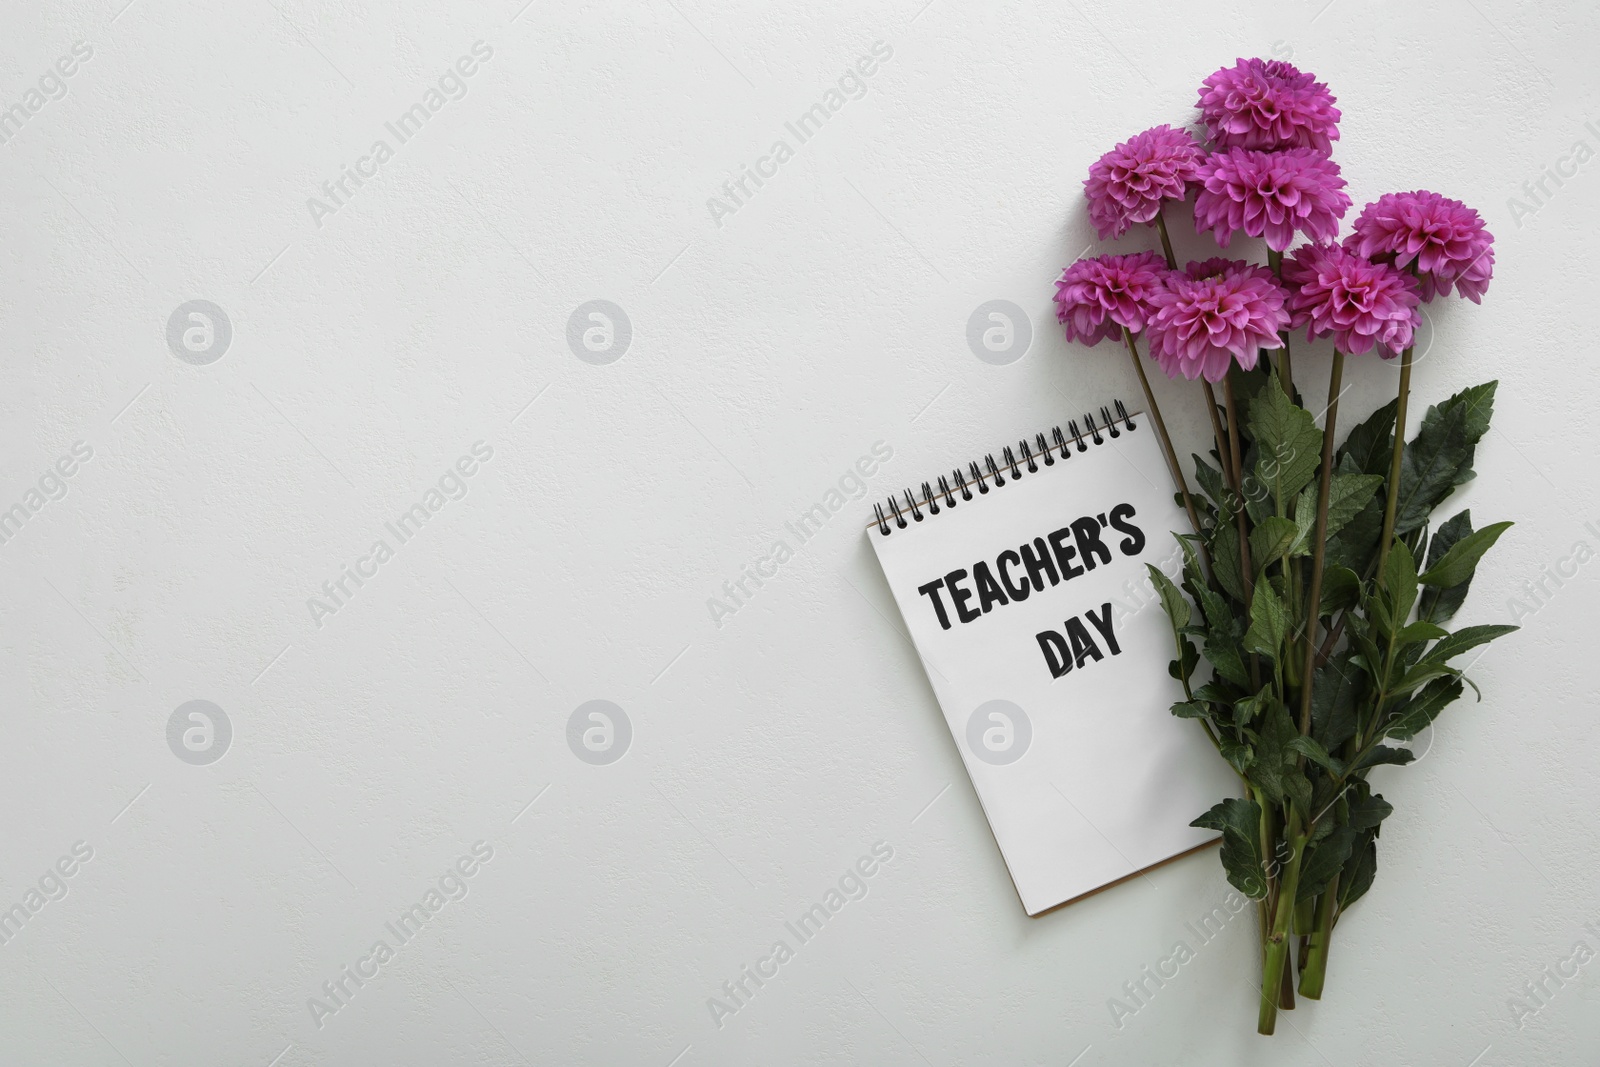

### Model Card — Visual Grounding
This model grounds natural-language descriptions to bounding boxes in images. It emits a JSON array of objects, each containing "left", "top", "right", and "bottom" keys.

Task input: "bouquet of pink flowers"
[{"left": 1056, "top": 58, "right": 1512, "bottom": 1034}]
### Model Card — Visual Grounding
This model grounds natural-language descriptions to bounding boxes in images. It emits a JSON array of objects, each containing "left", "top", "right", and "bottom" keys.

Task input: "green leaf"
[
  {"left": 1307, "top": 778, "right": 1347, "bottom": 842},
  {"left": 1228, "top": 363, "right": 1272, "bottom": 414},
  {"left": 1195, "top": 582, "right": 1232, "bottom": 633},
  {"left": 1251, "top": 516, "right": 1302, "bottom": 574},
  {"left": 1178, "top": 535, "right": 1206, "bottom": 593},
  {"left": 1293, "top": 484, "right": 1317, "bottom": 551},
  {"left": 1338, "top": 398, "right": 1397, "bottom": 477},
  {"left": 1380, "top": 540, "right": 1420, "bottom": 626},
  {"left": 1168, "top": 637, "right": 1200, "bottom": 683},
  {"left": 1322, "top": 473, "right": 1384, "bottom": 538},
  {"left": 1219, "top": 737, "right": 1253, "bottom": 778},
  {"left": 1390, "top": 659, "right": 1459, "bottom": 696},
  {"left": 1242, "top": 464, "right": 1273, "bottom": 526},
  {"left": 1244, "top": 578, "right": 1289, "bottom": 660},
  {"left": 1424, "top": 510, "right": 1471, "bottom": 572},
  {"left": 1365, "top": 589, "right": 1395, "bottom": 639},
  {"left": 1395, "top": 620, "right": 1450, "bottom": 645},
  {"left": 1396, "top": 420, "right": 1469, "bottom": 535},
  {"left": 1204, "top": 631, "right": 1250, "bottom": 689},
  {"left": 1424, "top": 623, "right": 1518, "bottom": 665},
  {"left": 1171, "top": 700, "right": 1210, "bottom": 720},
  {"left": 1395, "top": 381, "right": 1497, "bottom": 534},
  {"left": 1419, "top": 511, "right": 1476, "bottom": 623},
  {"left": 1211, "top": 524, "right": 1245, "bottom": 603},
  {"left": 1250, "top": 700, "right": 1313, "bottom": 814},
  {"left": 1419, "top": 521, "right": 1513, "bottom": 588},
  {"left": 1338, "top": 834, "right": 1378, "bottom": 911},
  {"left": 1450, "top": 380, "right": 1497, "bottom": 441},
  {"left": 1233, "top": 687, "right": 1276, "bottom": 730},
  {"left": 1191, "top": 583, "right": 1249, "bottom": 688},
  {"left": 1325, "top": 484, "right": 1384, "bottom": 574},
  {"left": 1248, "top": 377, "right": 1324, "bottom": 515},
  {"left": 1344, "top": 614, "right": 1384, "bottom": 680},
  {"left": 1384, "top": 677, "right": 1464, "bottom": 741},
  {"left": 1145, "top": 563, "right": 1191, "bottom": 631},
  {"left": 1298, "top": 824, "right": 1356, "bottom": 901},
  {"left": 1191, "top": 797, "right": 1268, "bottom": 899},
  {"left": 1352, "top": 744, "right": 1415, "bottom": 771},
  {"left": 1319, "top": 565, "right": 1361, "bottom": 617},
  {"left": 1311, "top": 652, "right": 1363, "bottom": 751},
  {"left": 1347, "top": 790, "right": 1394, "bottom": 831},
  {"left": 1287, "top": 734, "right": 1344, "bottom": 776},
  {"left": 1193, "top": 454, "right": 1231, "bottom": 514}
]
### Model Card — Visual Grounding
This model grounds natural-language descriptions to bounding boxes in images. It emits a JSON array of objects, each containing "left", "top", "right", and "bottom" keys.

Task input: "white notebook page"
[{"left": 869, "top": 418, "right": 1237, "bottom": 915}]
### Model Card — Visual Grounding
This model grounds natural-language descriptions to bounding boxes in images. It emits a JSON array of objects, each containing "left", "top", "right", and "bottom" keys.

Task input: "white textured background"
[{"left": 3, "top": 0, "right": 1597, "bottom": 1063}]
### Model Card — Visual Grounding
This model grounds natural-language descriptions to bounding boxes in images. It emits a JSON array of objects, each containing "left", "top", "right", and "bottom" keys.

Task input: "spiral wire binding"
[{"left": 872, "top": 400, "right": 1137, "bottom": 536}]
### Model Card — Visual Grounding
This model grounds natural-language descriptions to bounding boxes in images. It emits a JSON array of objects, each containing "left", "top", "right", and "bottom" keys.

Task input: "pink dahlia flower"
[
  {"left": 1053, "top": 251, "right": 1170, "bottom": 346},
  {"left": 1345, "top": 190, "right": 1495, "bottom": 303},
  {"left": 1194, "top": 147, "right": 1351, "bottom": 251},
  {"left": 1283, "top": 242, "right": 1421, "bottom": 357},
  {"left": 1197, "top": 58, "right": 1341, "bottom": 153},
  {"left": 1083, "top": 125, "right": 1204, "bottom": 240},
  {"left": 1146, "top": 259, "right": 1289, "bottom": 382}
]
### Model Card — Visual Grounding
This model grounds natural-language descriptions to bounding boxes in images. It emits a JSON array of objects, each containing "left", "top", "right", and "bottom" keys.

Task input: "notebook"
[{"left": 867, "top": 402, "right": 1238, "bottom": 916}]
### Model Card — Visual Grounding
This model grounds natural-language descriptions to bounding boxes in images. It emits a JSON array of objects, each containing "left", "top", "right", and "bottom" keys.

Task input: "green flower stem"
[
  {"left": 1259, "top": 817, "right": 1306, "bottom": 1035},
  {"left": 1223, "top": 375, "right": 1261, "bottom": 688},
  {"left": 1294, "top": 895, "right": 1315, "bottom": 936},
  {"left": 1286, "top": 556, "right": 1305, "bottom": 693},
  {"left": 1312, "top": 609, "right": 1347, "bottom": 670},
  {"left": 1253, "top": 785, "right": 1274, "bottom": 993},
  {"left": 1123, "top": 328, "right": 1210, "bottom": 576},
  {"left": 1257, "top": 896, "right": 1270, "bottom": 979},
  {"left": 1299, "top": 882, "right": 1339, "bottom": 999},
  {"left": 1304, "top": 728, "right": 1364, "bottom": 997},
  {"left": 1265, "top": 249, "right": 1294, "bottom": 399},
  {"left": 1293, "top": 898, "right": 1312, "bottom": 985},
  {"left": 1297, "top": 351, "right": 1345, "bottom": 738},
  {"left": 1202, "top": 382, "right": 1231, "bottom": 485},
  {"left": 1377, "top": 344, "right": 1416, "bottom": 574},
  {"left": 1154, "top": 205, "right": 1179, "bottom": 268},
  {"left": 1279, "top": 937, "right": 1298, "bottom": 1011}
]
